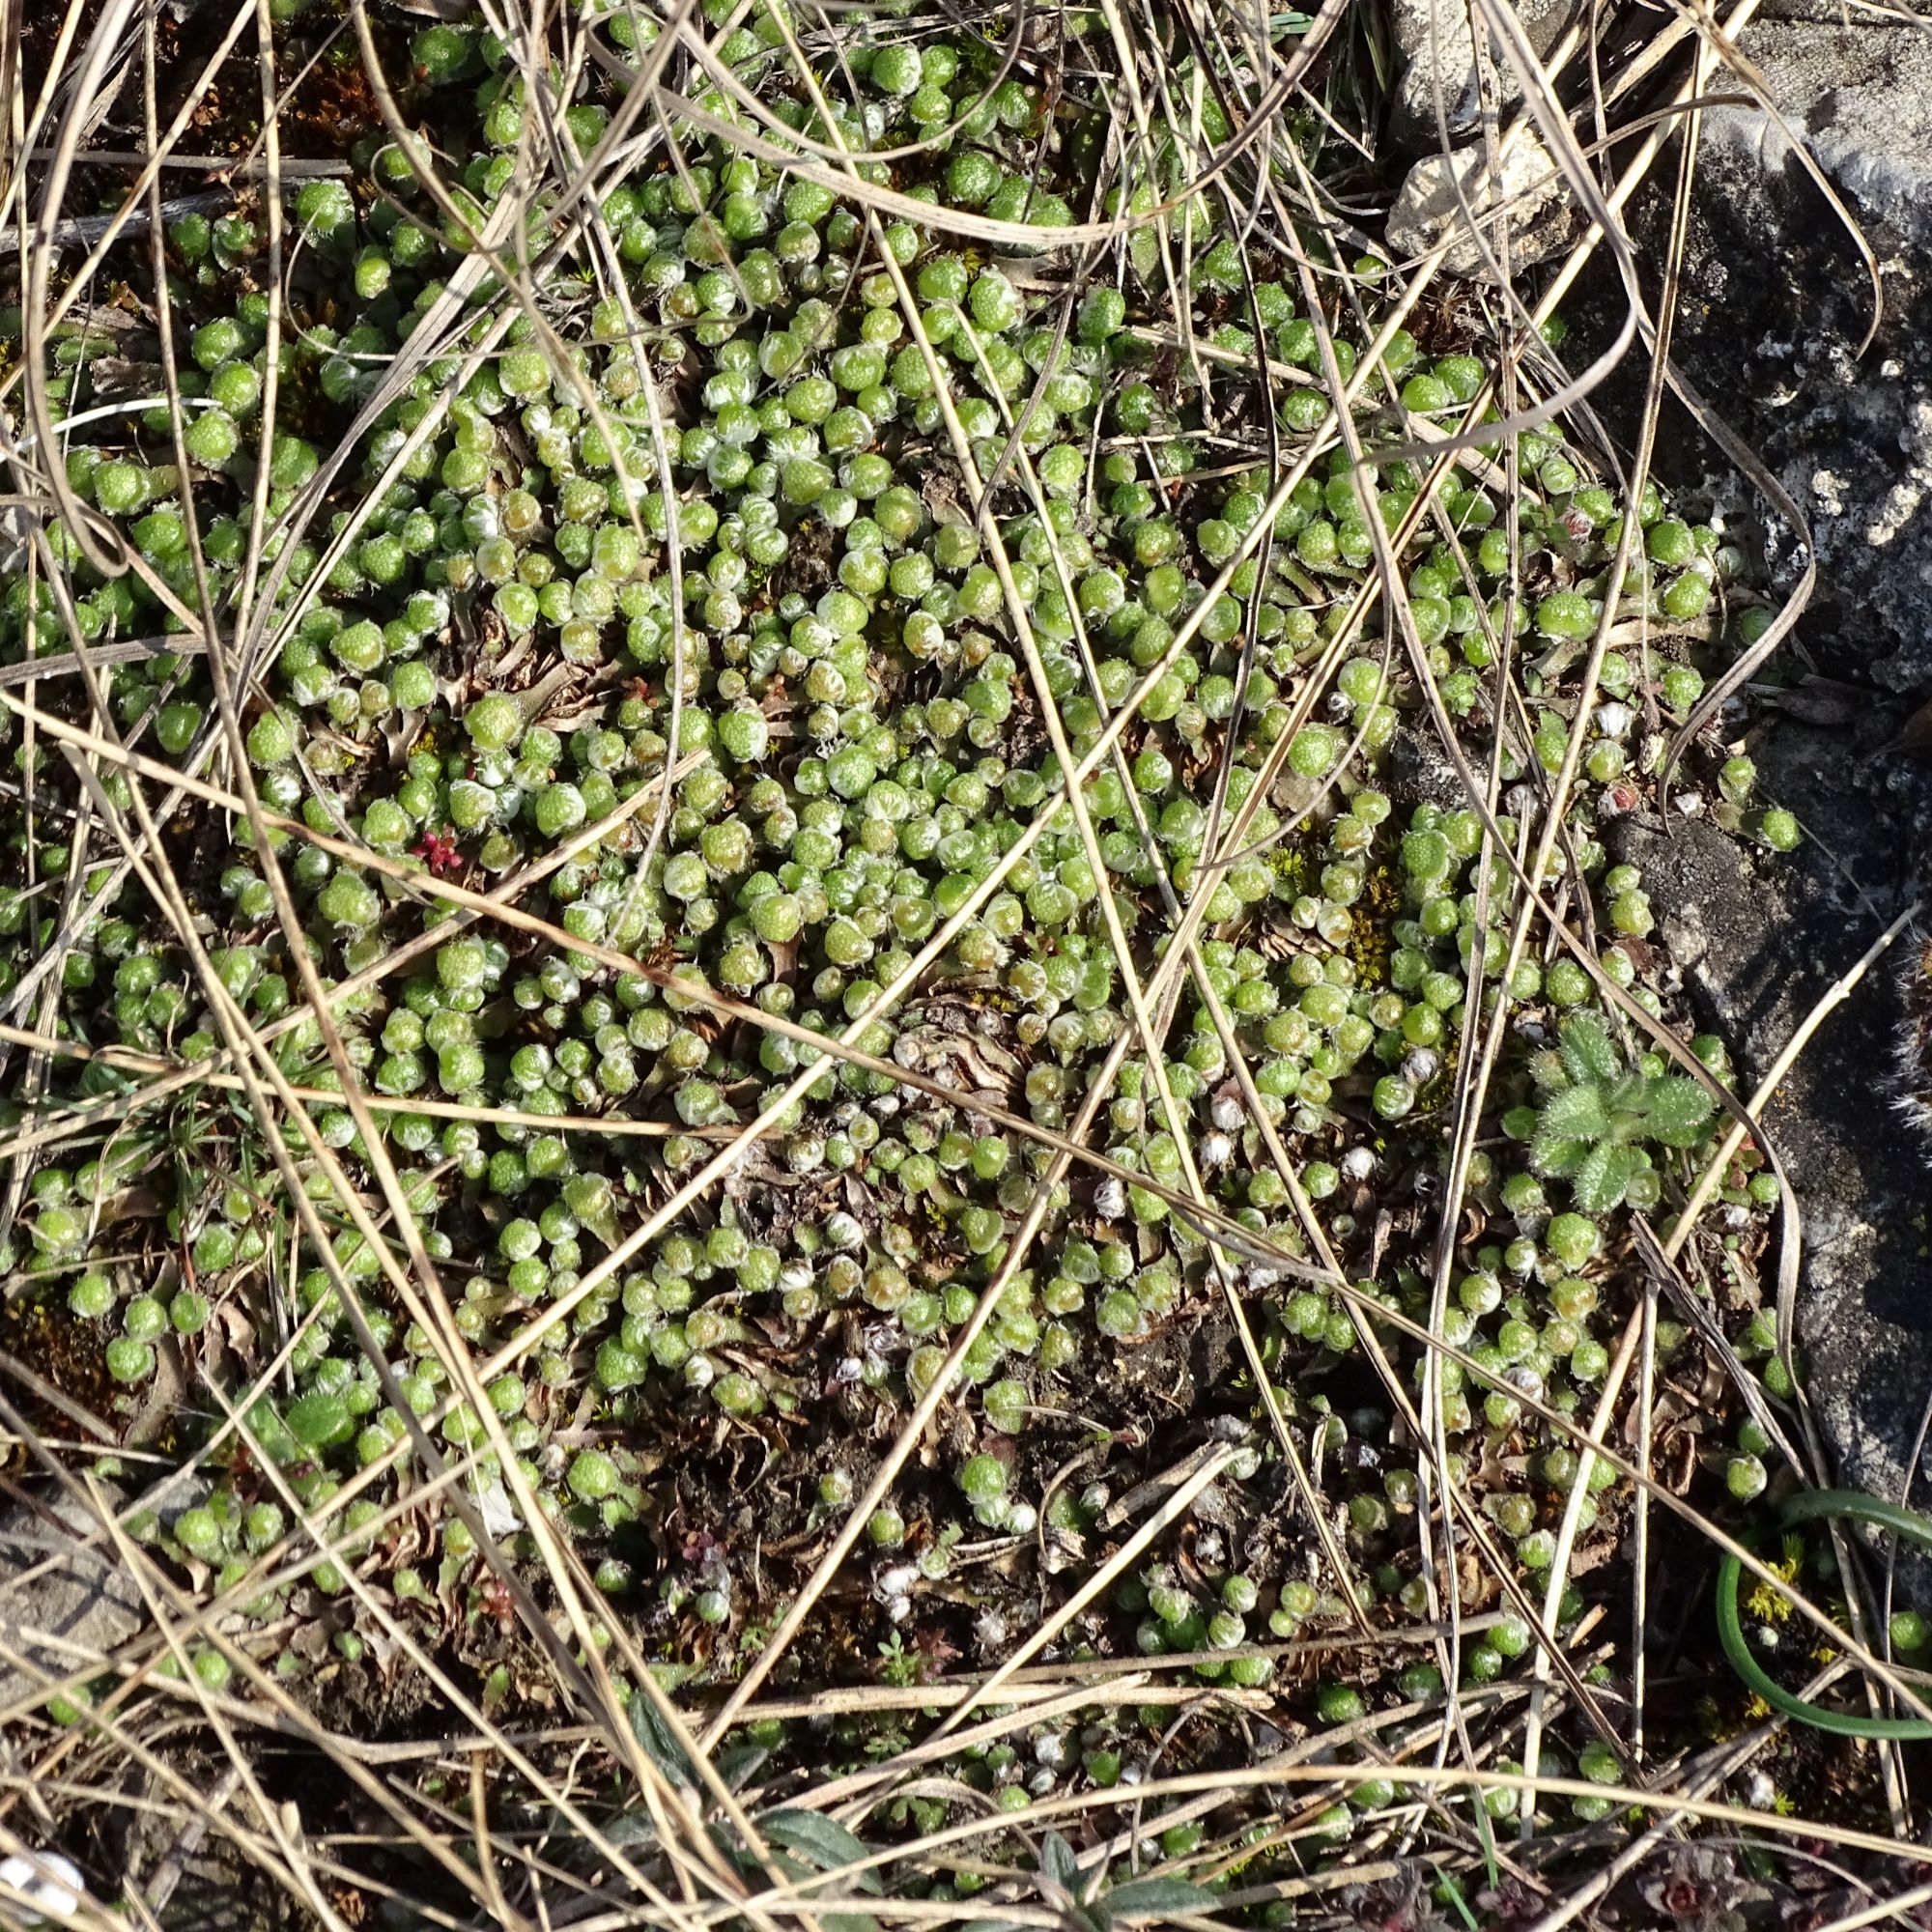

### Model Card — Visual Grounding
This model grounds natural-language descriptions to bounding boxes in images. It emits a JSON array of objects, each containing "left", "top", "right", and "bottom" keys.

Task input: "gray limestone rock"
[
  {"left": 0, "top": 1489, "right": 145, "bottom": 1711},
  {"left": 1706, "top": 8, "right": 1932, "bottom": 250},
  {"left": 1385, "top": 130, "right": 1576, "bottom": 277},
  {"left": 1617, "top": 10, "right": 1932, "bottom": 692},
  {"left": 1607, "top": 702, "right": 1932, "bottom": 1564},
  {"left": 1565, "top": 5, "right": 1932, "bottom": 1524},
  {"left": 1385, "top": 0, "right": 1579, "bottom": 156}
]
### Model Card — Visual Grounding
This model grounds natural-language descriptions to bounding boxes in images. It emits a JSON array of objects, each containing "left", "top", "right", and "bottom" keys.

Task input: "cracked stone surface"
[
  {"left": 0, "top": 1490, "right": 145, "bottom": 1712},
  {"left": 1608, "top": 715, "right": 1932, "bottom": 1533},
  {"left": 1567, "top": 5, "right": 1932, "bottom": 1537},
  {"left": 1635, "top": 8, "right": 1932, "bottom": 693},
  {"left": 1384, "top": 0, "right": 1578, "bottom": 156}
]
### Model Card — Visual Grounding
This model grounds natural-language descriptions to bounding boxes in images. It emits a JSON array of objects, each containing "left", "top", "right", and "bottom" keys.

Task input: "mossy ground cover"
[{"left": 0, "top": 0, "right": 1923, "bottom": 1925}]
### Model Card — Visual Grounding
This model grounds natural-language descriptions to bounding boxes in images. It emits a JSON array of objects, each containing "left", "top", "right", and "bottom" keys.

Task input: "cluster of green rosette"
[{"left": 1, "top": 0, "right": 1793, "bottom": 1774}]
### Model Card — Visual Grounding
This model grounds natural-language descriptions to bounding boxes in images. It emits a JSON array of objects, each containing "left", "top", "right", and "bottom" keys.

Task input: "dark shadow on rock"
[
  {"left": 1568, "top": 12, "right": 1932, "bottom": 694},
  {"left": 1609, "top": 699, "right": 1932, "bottom": 1520},
  {"left": 1553, "top": 6, "right": 1932, "bottom": 1530}
]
